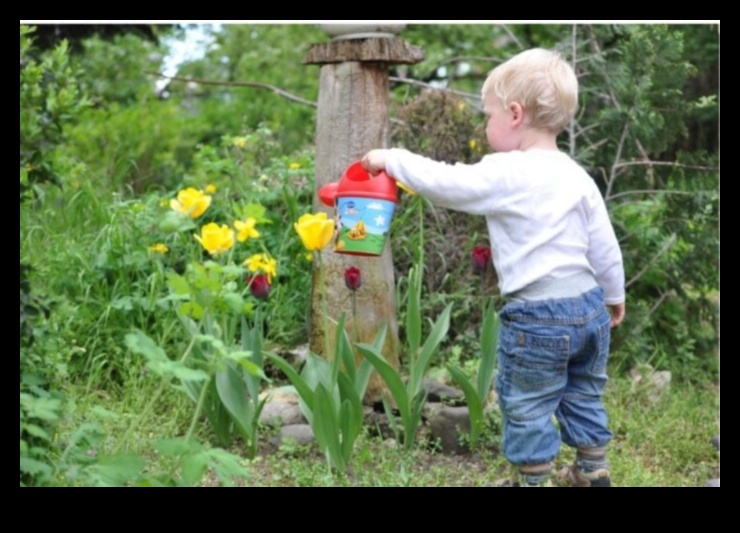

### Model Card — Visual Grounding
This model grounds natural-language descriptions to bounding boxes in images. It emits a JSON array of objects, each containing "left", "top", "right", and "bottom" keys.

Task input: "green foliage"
[
  {"left": 75, "top": 32, "right": 166, "bottom": 105},
  {"left": 358, "top": 250, "right": 453, "bottom": 451},
  {"left": 174, "top": 24, "right": 323, "bottom": 152},
  {"left": 65, "top": 100, "right": 202, "bottom": 193},
  {"left": 446, "top": 300, "right": 500, "bottom": 449},
  {"left": 268, "top": 315, "right": 374, "bottom": 472},
  {"left": 20, "top": 26, "right": 90, "bottom": 198},
  {"left": 20, "top": 25, "right": 88, "bottom": 487}
]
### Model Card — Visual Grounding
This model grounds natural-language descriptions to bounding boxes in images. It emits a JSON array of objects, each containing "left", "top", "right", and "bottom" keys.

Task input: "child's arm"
[
  {"left": 586, "top": 188, "right": 626, "bottom": 327},
  {"left": 362, "top": 148, "right": 507, "bottom": 215}
]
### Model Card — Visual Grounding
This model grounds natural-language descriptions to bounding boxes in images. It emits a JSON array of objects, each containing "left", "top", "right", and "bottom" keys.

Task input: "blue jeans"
[{"left": 495, "top": 286, "right": 613, "bottom": 466}]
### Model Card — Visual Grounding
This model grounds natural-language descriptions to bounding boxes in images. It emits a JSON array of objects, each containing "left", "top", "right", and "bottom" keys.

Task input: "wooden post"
[{"left": 304, "top": 30, "right": 423, "bottom": 404}]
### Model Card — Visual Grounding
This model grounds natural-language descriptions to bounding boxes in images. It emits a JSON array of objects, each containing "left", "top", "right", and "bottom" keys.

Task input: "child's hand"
[
  {"left": 607, "top": 302, "right": 625, "bottom": 328},
  {"left": 361, "top": 149, "right": 388, "bottom": 176}
]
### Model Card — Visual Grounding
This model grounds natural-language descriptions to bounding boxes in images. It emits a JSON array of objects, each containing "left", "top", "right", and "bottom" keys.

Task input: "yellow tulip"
[
  {"left": 289, "top": 162, "right": 301, "bottom": 170},
  {"left": 170, "top": 187, "right": 212, "bottom": 219},
  {"left": 148, "top": 243, "right": 169, "bottom": 254},
  {"left": 195, "top": 223, "right": 235, "bottom": 256},
  {"left": 294, "top": 212, "right": 335, "bottom": 251},
  {"left": 243, "top": 253, "right": 277, "bottom": 283},
  {"left": 234, "top": 217, "right": 260, "bottom": 242},
  {"left": 204, "top": 183, "right": 217, "bottom": 194}
]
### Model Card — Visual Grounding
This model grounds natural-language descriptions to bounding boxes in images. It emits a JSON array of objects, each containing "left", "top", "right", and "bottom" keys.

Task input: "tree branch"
[
  {"left": 388, "top": 76, "right": 481, "bottom": 102},
  {"left": 626, "top": 233, "right": 677, "bottom": 289},
  {"left": 612, "top": 161, "right": 719, "bottom": 172},
  {"left": 607, "top": 189, "right": 714, "bottom": 202},
  {"left": 147, "top": 71, "right": 318, "bottom": 108},
  {"left": 568, "top": 24, "right": 577, "bottom": 158},
  {"left": 606, "top": 122, "right": 630, "bottom": 199},
  {"left": 502, "top": 25, "right": 524, "bottom": 50}
]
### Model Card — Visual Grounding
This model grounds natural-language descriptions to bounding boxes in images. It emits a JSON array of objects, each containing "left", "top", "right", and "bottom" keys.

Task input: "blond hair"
[{"left": 481, "top": 48, "right": 578, "bottom": 133}]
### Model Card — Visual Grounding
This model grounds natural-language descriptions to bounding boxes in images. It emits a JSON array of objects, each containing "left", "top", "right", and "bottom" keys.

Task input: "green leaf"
[
  {"left": 314, "top": 384, "right": 343, "bottom": 471},
  {"left": 19, "top": 457, "right": 52, "bottom": 477},
  {"left": 166, "top": 270, "right": 191, "bottom": 295},
  {"left": 335, "top": 314, "right": 355, "bottom": 382},
  {"left": 181, "top": 454, "right": 208, "bottom": 486},
  {"left": 477, "top": 301, "right": 499, "bottom": 401},
  {"left": 356, "top": 344, "right": 410, "bottom": 424},
  {"left": 171, "top": 363, "right": 209, "bottom": 382},
  {"left": 20, "top": 394, "right": 62, "bottom": 422},
  {"left": 124, "top": 330, "right": 168, "bottom": 363},
  {"left": 354, "top": 359, "right": 374, "bottom": 400},
  {"left": 223, "top": 292, "right": 244, "bottom": 314},
  {"left": 241, "top": 202, "right": 269, "bottom": 223},
  {"left": 409, "top": 303, "right": 452, "bottom": 396},
  {"left": 447, "top": 364, "right": 483, "bottom": 448},
  {"left": 215, "top": 363, "right": 251, "bottom": 435},
  {"left": 338, "top": 373, "right": 363, "bottom": 461},
  {"left": 204, "top": 448, "right": 248, "bottom": 487},
  {"left": 22, "top": 423, "right": 51, "bottom": 441},
  {"left": 406, "top": 266, "right": 422, "bottom": 358},
  {"left": 88, "top": 454, "right": 145, "bottom": 487},
  {"left": 266, "top": 353, "right": 315, "bottom": 413},
  {"left": 154, "top": 438, "right": 204, "bottom": 456}
]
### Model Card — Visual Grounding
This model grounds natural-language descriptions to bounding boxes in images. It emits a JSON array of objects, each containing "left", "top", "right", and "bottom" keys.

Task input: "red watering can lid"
[
  {"left": 337, "top": 162, "right": 398, "bottom": 203},
  {"left": 318, "top": 162, "right": 399, "bottom": 207}
]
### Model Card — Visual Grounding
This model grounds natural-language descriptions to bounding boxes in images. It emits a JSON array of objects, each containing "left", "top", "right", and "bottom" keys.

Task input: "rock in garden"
[
  {"left": 269, "top": 424, "right": 315, "bottom": 448},
  {"left": 421, "top": 378, "right": 464, "bottom": 404},
  {"left": 427, "top": 404, "right": 471, "bottom": 455}
]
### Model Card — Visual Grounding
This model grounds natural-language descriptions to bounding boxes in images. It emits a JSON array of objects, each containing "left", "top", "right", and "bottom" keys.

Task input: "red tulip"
[
  {"left": 344, "top": 266, "right": 362, "bottom": 291},
  {"left": 247, "top": 274, "right": 270, "bottom": 299},
  {"left": 471, "top": 246, "right": 491, "bottom": 273}
]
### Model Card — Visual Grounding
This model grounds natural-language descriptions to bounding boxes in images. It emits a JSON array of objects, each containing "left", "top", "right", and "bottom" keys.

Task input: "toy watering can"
[{"left": 318, "top": 162, "right": 398, "bottom": 256}]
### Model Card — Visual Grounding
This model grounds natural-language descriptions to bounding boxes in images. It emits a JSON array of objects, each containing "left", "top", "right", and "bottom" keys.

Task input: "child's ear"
[{"left": 509, "top": 102, "right": 524, "bottom": 126}]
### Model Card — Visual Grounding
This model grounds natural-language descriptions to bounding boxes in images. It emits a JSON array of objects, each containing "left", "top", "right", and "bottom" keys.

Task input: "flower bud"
[
  {"left": 344, "top": 266, "right": 362, "bottom": 291},
  {"left": 471, "top": 246, "right": 492, "bottom": 273},
  {"left": 247, "top": 274, "right": 270, "bottom": 299}
]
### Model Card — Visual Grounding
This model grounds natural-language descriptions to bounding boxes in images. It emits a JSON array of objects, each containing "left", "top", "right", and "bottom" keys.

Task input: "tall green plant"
[
  {"left": 446, "top": 299, "right": 499, "bottom": 449},
  {"left": 268, "top": 315, "right": 375, "bottom": 472},
  {"left": 359, "top": 193, "right": 452, "bottom": 451}
]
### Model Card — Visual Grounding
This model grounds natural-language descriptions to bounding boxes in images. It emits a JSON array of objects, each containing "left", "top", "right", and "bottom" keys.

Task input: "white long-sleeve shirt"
[{"left": 385, "top": 148, "right": 625, "bottom": 305}]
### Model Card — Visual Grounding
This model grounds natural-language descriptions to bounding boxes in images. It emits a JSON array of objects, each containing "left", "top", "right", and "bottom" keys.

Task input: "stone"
[
  {"left": 427, "top": 404, "right": 472, "bottom": 455},
  {"left": 421, "top": 378, "right": 464, "bottom": 404},
  {"left": 259, "top": 400, "right": 305, "bottom": 428},
  {"left": 269, "top": 424, "right": 315, "bottom": 448}
]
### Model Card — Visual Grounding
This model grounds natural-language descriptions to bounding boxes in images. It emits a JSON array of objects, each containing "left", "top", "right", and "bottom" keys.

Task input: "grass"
[{"left": 49, "top": 370, "right": 718, "bottom": 487}]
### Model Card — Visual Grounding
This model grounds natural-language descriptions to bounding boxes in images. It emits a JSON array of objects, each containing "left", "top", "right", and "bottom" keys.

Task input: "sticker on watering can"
[{"left": 334, "top": 197, "right": 396, "bottom": 256}]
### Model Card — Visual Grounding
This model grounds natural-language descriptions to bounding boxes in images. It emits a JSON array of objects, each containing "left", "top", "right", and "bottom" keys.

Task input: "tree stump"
[{"left": 305, "top": 35, "right": 423, "bottom": 403}]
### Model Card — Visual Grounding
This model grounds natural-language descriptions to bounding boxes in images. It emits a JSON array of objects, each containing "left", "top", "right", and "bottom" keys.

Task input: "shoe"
[{"left": 558, "top": 464, "right": 611, "bottom": 487}]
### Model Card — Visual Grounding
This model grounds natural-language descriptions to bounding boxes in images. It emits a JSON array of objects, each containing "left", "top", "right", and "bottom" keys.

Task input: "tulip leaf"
[
  {"left": 409, "top": 303, "right": 452, "bottom": 397},
  {"left": 215, "top": 363, "right": 250, "bottom": 425},
  {"left": 354, "top": 359, "right": 373, "bottom": 400},
  {"left": 356, "top": 343, "right": 411, "bottom": 427},
  {"left": 477, "top": 301, "right": 499, "bottom": 401},
  {"left": 338, "top": 373, "right": 363, "bottom": 460},
  {"left": 406, "top": 266, "right": 422, "bottom": 359},
  {"left": 447, "top": 364, "right": 483, "bottom": 448},
  {"left": 314, "top": 384, "right": 343, "bottom": 471},
  {"left": 266, "top": 353, "right": 315, "bottom": 412}
]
